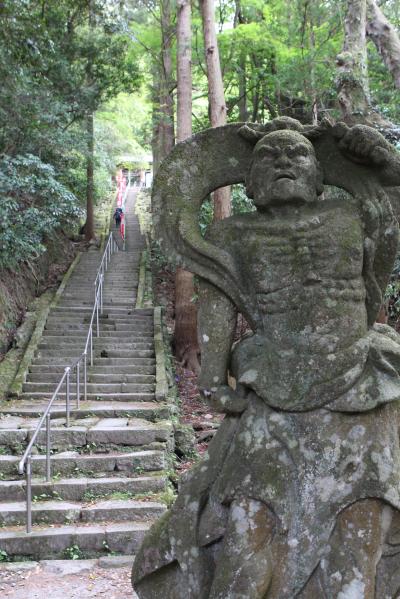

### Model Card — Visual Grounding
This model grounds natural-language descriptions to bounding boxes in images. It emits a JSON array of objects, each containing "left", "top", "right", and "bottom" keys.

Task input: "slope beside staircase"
[{"left": 0, "top": 190, "right": 172, "bottom": 560}]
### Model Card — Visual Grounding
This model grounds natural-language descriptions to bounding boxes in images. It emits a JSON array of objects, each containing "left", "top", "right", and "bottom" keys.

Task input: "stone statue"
[{"left": 132, "top": 117, "right": 400, "bottom": 598}]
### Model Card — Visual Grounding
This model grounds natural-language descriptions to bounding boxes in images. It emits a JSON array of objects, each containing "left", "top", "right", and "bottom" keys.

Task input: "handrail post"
[
  {"left": 96, "top": 298, "right": 100, "bottom": 337},
  {"left": 46, "top": 414, "right": 51, "bottom": 482},
  {"left": 84, "top": 352, "right": 87, "bottom": 401},
  {"left": 65, "top": 367, "right": 70, "bottom": 427},
  {"left": 100, "top": 274, "right": 104, "bottom": 314},
  {"left": 90, "top": 328, "right": 93, "bottom": 366},
  {"left": 26, "top": 456, "right": 32, "bottom": 534},
  {"left": 76, "top": 362, "right": 80, "bottom": 409}
]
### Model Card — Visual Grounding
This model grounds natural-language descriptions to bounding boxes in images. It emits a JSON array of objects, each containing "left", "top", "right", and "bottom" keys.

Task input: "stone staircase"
[{"left": 0, "top": 190, "right": 172, "bottom": 561}]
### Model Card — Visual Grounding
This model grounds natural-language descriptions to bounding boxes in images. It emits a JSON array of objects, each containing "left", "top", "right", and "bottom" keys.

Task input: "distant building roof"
[{"left": 116, "top": 154, "right": 153, "bottom": 165}]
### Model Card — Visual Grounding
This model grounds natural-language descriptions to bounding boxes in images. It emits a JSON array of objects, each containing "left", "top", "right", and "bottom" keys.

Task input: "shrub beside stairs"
[{"left": 0, "top": 191, "right": 174, "bottom": 561}]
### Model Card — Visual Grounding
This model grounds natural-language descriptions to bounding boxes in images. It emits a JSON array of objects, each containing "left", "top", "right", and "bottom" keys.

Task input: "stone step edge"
[
  {"left": 0, "top": 448, "right": 165, "bottom": 468},
  {"left": 0, "top": 554, "right": 134, "bottom": 570},
  {"left": 0, "top": 498, "right": 166, "bottom": 524},
  {"left": 0, "top": 400, "right": 168, "bottom": 416},
  {"left": 0, "top": 474, "right": 167, "bottom": 500},
  {"left": 0, "top": 521, "right": 151, "bottom": 560}
]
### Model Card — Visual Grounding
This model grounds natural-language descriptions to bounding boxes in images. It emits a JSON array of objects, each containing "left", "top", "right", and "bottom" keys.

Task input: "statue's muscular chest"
[{"left": 232, "top": 205, "right": 364, "bottom": 314}]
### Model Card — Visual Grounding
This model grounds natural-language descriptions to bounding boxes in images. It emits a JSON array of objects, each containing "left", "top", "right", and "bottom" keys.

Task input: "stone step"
[
  {"left": 38, "top": 338, "right": 154, "bottom": 348},
  {"left": 29, "top": 363, "right": 156, "bottom": 374},
  {"left": 0, "top": 521, "right": 151, "bottom": 560},
  {"left": 47, "top": 312, "right": 152, "bottom": 320},
  {"left": 0, "top": 400, "right": 170, "bottom": 421},
  {"left": 0, "top": 418, "right": 170, "bottom": 451},
  {"left": 22, "top": 382, "right": 155, "bottom": 394},
  {"left": 0, "top": 449, "right": 166, "bottom": 478},
  {"left": 43, "top": 328, "right": 153, "bottom": 337},
  {"left": 0, "top": 498, "right": 166, "bottom": 526},
  {"left": 26, "top": 373, "right": 155, "bottom": 384},
  {"left": 62, "top": 287, "right": 101, "bottom": 292},
  {"left": 35, "top": 349, "right": 155, "bottom": 358},
  {"left": 51, "top": 308, "right": 153, "bottom": 317},
  {"left": 43, "top": 325, "right": 153, "bottom": 335},
  {"left": 0, "top": 474, "right": 166, "bottom": 502},
  {"left": 20, "top": 392, "right": 155, "bottom": 402},
  {"left": 57, "top": 300, "right": 136, "bottom": 308},
  {"left": 29, "top": 361, "right": 155, "bottom": 372},
  {"left": 46, "top": 318, "right": 152, "bottom": 327}
]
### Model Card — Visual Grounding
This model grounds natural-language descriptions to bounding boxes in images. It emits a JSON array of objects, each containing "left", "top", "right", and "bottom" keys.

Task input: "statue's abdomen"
[{"left": 243, "top": 207, "right": 367, "bottom": 354}]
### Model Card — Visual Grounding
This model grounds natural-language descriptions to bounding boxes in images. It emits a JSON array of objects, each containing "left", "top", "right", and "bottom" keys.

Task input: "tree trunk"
[
  {"left": 159, "top": 0, "right": 175, "bottom": 162},
  {"left": 177, "top": 0, "right": 192, "bottom": 142},
  {"left": 174, "top": 0, "right": 200, "bottom": 373},
  {"left": 84, "top": 0, "right": 95, "bottom": 241},
  {"left": 85, "top": 111, "right": 95, "bottom": 241},
  {"left": 234, "top": 0, "right": 247, "bottom": 121},
  {"left": 237, "top": 55, "right": 248, "bottom": 121},
  {"left": 200, "top": 0, "right": 231, "bottom": 221},
  {"left": 366, "top": 0, "right": 400, "bottom": 89},
  {"left": 151, "top": 64, "right": 162, "bottom": 176},
  {"left": 175, "top": 268, "right": 200, "bottom": 372},
  {"left": 309, "top": 6, "right": 318, "bottom": 125},
  {"left": 336, "top": 0, "right": 371, "bottom": 122}
]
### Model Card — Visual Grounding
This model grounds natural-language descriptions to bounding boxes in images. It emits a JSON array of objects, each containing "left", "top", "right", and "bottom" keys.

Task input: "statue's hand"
[
  {"left": 200, "top": 385, "right": 248, "bottom": 415},
  {"left": 333, "top": 122, "right": 392, "bottom": 167}
]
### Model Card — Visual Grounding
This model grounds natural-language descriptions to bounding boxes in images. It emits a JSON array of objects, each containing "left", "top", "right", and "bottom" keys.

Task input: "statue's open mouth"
[{"left": 274, "top": 172, "right": 296, "bottom": 181}]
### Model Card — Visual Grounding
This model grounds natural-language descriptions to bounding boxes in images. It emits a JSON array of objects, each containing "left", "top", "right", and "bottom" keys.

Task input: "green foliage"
[
  {"left": 0, "top": 0, "right": 142, "bottom": 266},
  {"left": 64, "top": 544, "right": 84, "bottom": 560},
  {"left": 0, "top": 155, "right": 83, "bottom": 269},
  {"left": 102, "top": 540, "right": 116, "bottom": 556},
  {"left": 232, "top": 184, "right": 256, "bottom": 215},
  {"left": 199, "top": 185, "right": 255, "bottom": 236},
  {"left": 0, "top": 549, "right": 9, "bottom": 562}
]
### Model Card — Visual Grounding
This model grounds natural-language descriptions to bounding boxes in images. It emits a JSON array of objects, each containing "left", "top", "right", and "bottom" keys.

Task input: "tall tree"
[
  {"left": 85, "top": 112, "right": 95, "bottom": 240},
  {"left": 85, "top": 1, "right": 95, "bottom": 241},
  {"left": 159, "top": 0, "right": 175, "bottom": 163},
  {"left": 200, "top": 0, "right": 231, "bottom": 221},
  {"left": 366, "top": 0, "right": 400, "bottom": 89},
  {"left": 336, "top": 0, "right": 371, "bottom": 121},
  {"left": 174, "top": 0, "right": 200, "bottom": 372}
]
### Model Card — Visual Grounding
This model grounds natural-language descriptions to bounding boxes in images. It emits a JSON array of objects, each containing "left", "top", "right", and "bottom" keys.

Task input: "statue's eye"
[
  {"left": 257, "top": 146, "right": 277, "bottom": 160},
  {"left": 288, "top": 144, "right": 309, "bottom": 158}
]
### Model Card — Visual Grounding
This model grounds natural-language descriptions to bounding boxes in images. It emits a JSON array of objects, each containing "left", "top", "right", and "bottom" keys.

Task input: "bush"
[{"left": 0, "top": 154, "right": 83, "bottom": 269}]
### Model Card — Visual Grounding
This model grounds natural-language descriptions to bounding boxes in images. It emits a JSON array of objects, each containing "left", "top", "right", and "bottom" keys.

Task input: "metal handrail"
[
  {"left": 18, "top": 233, "right": 119, "bottom": 533},
  {"left": 94, "top": 232, "right": 119, "bottom": 294}
]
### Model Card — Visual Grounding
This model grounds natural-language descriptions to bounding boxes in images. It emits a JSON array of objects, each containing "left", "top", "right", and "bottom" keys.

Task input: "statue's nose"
[{"left": 275, "top": 153, "right": 291, "bottom": 167}]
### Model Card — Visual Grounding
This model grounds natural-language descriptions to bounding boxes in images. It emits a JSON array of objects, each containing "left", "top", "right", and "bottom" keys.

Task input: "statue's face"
[{"left": 249, "top": 131, "right": 321, "bottom": 211}]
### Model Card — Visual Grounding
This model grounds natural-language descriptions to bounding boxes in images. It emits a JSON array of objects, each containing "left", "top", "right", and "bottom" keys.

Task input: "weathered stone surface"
[
  {"left": 132, "top": 117, "right": 400, "bottom": 598},
  {"left": 40, "top": 559, "right": 96, "bottom": 575},
  {"left": 98, "top": 555, "right": 134, "bottom": 569},
  {"left": 174, "top": 423, "right": 196, "bottom": 459}
]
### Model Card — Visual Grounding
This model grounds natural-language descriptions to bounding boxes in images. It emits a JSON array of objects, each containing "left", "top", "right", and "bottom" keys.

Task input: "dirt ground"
[{"left": 0, "top": 558, "right": 139, "bottom": 599}]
